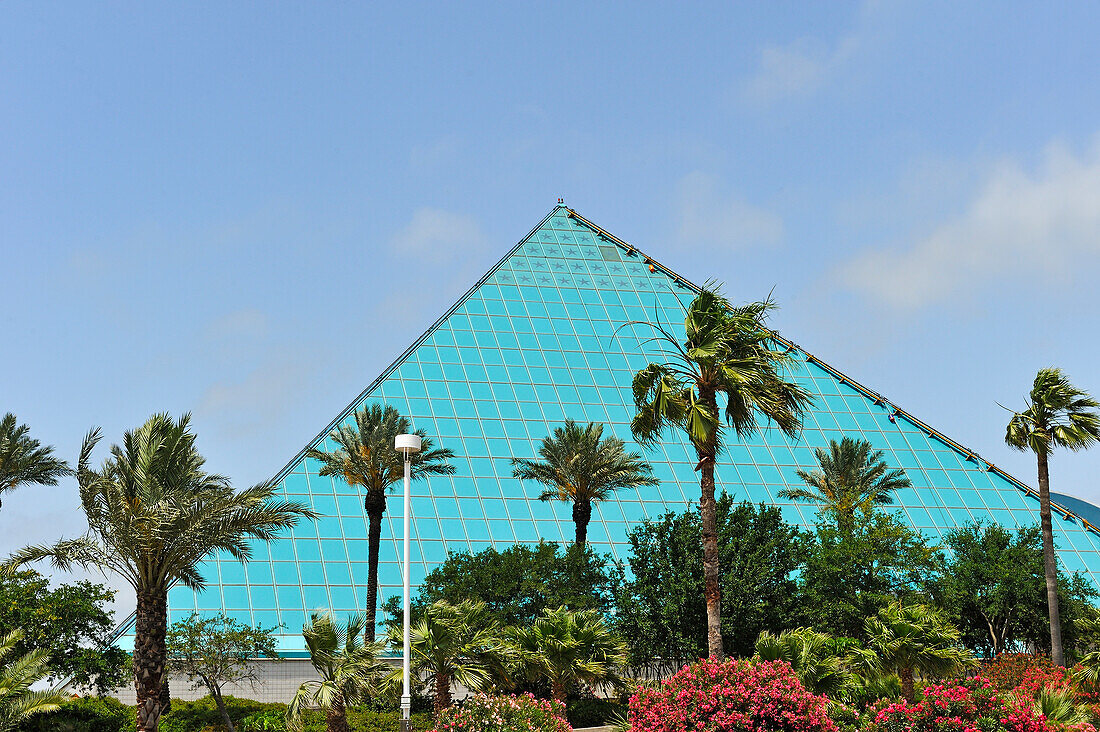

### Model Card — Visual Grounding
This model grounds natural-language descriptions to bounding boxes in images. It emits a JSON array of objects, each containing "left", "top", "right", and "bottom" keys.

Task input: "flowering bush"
[
  {"left": 432, "top": 693, "right": 572, "bottom": 732},
  {"left": 982, "top": 655, "right": 1062, "bottom": 693},
  {"left": 628, "top": 657, "right": 837, "bottom": 732},
  {"left": 867, "top": 676, "right": 1052, "bottom": 732},
  {"left": 1015, "top": 665, "right": 1072, "bottom": 699}
]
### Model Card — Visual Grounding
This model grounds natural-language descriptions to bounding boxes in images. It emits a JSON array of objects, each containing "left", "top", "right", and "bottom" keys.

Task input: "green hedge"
[
  {"left": 17, "top": 695, "right": 132, "bottom": 732},
  {"left": 566, "top": 697, "right": 626, "bottom": 728},
  {"left": 17, "top": 696, "right": 432, "bottom": 732}
]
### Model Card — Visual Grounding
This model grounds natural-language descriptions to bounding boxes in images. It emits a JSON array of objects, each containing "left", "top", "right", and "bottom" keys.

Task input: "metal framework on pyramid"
[{"left": 143, "top": 205, "right": 1100, "bottom": 654}]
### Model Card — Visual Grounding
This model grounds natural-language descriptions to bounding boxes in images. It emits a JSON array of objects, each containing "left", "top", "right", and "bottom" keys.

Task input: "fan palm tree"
[
  {"left": 0, "top": 629, "right": 68, "bottom": 732},
  {"left": 511, "top": 421, "right": 658, "bottom": 547},
  {"left": 508, "top": 606, "right": 628, "bottom": 704},
  {"left": 1005, "top": 368, "right": 1100, "bottom": 667},
  {"left": 305, "top": 404, "right": 455, "bottom": 641},
  {"left": 288, "top": 613, "right": 391, "bottom": 732},
  {"left": 754, "top": 627, "right": 849, "bottom": 698},
  {"left": 627, "top": 288, "right": 812, "bottom": 659},
  {"left": 0, "top": 413, "right": 70, "bottom": 513},
  {"left": 861, "top": 603, "right": 974, "bottom": 702},
  {"left": 9, "top": 413, "right": 316, "bottom": 732},
  {"left": 779, "top": 437, "right": 910, "bottom": 535},
  {"left": 388, "top": 599, "right": 505, "bottom": 717},
  {"left": 1030, "top": 686, "right": 1095, "bottom": 728}
]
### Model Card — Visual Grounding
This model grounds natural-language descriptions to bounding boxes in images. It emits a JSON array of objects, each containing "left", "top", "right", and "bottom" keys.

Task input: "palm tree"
[
  {"left": 0, "top": 629, "right": 68, "bottom": 732},
  {"left": 780, "top": 437, "right": 910, "bottom": 535},
  {"left": 628, "top": 288, "right": 812, "bottom": 659},
  {"left": 0, "top": 413, "right": 70, "bottom": 513},
  {"left": 388, "top": 600, "right": 505, "bottom": 717},
  {"left": 288, "top": 613, "right": 391, "bottom": 732},
  {"left": 754, "top": 627, "right": 849, "bottom": 698},
  {"left": 10, "top": 413, "right": 316, "bottom": 732},
  {"left": 861, "top": 603, "right": 974, "bottom": 702},
  {"left": 508, "top": 606, "right": 628, "bottom": 704},
  {"left": 511, "top": 420, "right": 658, "bottom": 547},
  {"left": 306, "top": 404, "right": 455, "bottom": 641},
  {"left": 1005, "top": 368, "right": 1100, "bottom": 667}
]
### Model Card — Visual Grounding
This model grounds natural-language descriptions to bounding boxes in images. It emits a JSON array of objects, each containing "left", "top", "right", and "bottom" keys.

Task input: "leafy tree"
[
  {"left": 859, "top": 603, "right": 974, "bottom": 701},
  {"left": 0, "top": 568, "right": 128, "bottom": 695},
  {"left": 1004, "top": 368, "right": 1100, "bottom": 666},
  {"left": 508, "top": 606, "right": 628, "bottom": 704},
  {"left": 387, "top": 600, "right": 504, "bottom": 717},
  {"left": 288, "top": 612, "right": 391, "bottom": 732},
  {"left": 753, "top": 627, "right": 849, "bottom": 698},
  {"left": 614, "top": 495, "right": 806, "bottom": 669},
  {"left": 930, "top": 522, "right": 1096, "bottom": 657},
  {"left": 511, "top": 420, "right": 658, "bottom": 547},
  {"left": 305, "top": 404, "right": 455, "bottom": 640},
  {"left": 628, "top": 288, "right": 812, "bottom": 659},
  {"left": 0, "top": 413, "right": 70, "bottom": 512},
  {"left": 11, "top": 413, "right": 316, "bottom": 732},
  {"left": 166, "top": 614, "right": 281, "bottom": 732},
  {"left": 398, "top": 542, "right": 614, "bottom": 628},
  {"left": 0, "top": 629, "right": 68, "bottom": 732},
  {"left": 799, "top": 509, "right": 941, "bottom": 639},
  {"left": 779, "top": 437, "right": 910, "bottom": 535}
]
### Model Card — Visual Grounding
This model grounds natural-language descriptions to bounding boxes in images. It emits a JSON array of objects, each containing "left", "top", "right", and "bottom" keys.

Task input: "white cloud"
[
  {"left": 743, "top": 40, "right": 843, "bottom": 104},
  {"left": 674, "top": 171, "right": 784, "bottom": 251},
  {"left": 389, "top": 207, "right": 487, "bottom": 263},
  {"left": 741, "top": 0, "right": 890, "bottom": 106},
  {"left": 195, "top": 353, "right": 315, "bottom": 437},
  {"left": 837, "top": 137, "right": 1100, "bottom": 308}
]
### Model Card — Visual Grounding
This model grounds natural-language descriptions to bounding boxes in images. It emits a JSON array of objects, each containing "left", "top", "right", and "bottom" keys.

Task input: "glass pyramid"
[{"left": 164, "top": 205, "right": 1100, "bottom": 653}]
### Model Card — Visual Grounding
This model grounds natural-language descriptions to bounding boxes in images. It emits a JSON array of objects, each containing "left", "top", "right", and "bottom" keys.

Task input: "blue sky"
[{"left": 4, "top": 1, "right": 1100, "bottom": 597}]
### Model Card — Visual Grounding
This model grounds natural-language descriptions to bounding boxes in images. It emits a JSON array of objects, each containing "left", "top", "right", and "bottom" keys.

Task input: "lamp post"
[{"left": 394, "top": 433, "right": 421, "bottom": 732}]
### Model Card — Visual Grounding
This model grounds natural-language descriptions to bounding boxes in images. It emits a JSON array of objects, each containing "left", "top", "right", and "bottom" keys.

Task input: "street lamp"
[{"left": 394, "top": 433, "right": 421, "bottom": 732}]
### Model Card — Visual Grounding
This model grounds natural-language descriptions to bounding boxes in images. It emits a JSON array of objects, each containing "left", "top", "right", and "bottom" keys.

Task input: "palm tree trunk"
[
  {"left": 326, "top": 696, "right": 349, "bottom": 732},
  {"left": 1037, "top": 450, "right": 1065, "bottom": 666},
  {"left": 698, "top": 452, "right": 724, "bottom": 660},
  {"left": 364, "top": 490, "right": 387, "bottom": 643},
  {"left": 159, "top": 675, "right": 171, "bottom": 717},
  {"left": 695, "top": 388, "right": 724, "bottom": 660},
  {"left": 134, "top": 587, "right": 168, "bottom": 732},
  {"left": 900, "top": 666, "right": 915, "bottom": 702},
  {"left": 552, "top": 678, "right": 567, "bottom": 704},
  {"left": 434, "top": 671, "right": 451, "bottom": 717},
  {"left": 572, "top": 499, "right": 591, "bottom": 547}
]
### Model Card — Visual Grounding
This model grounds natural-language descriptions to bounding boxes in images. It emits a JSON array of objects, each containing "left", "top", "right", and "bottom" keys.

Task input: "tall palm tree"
[
  {"left": 0, "top": 413, "right": 70, "bottom": 512},
  {"left": 628, "top": 288, "right": 812, "bottom": 659},
  {"left": 508, "top": 606, "right": 628, "bottom": 704},
  {"left": 10, "top": 413, "right": 316, "bottom": 732},
  {"left": 511, "top": 420, "right": 658, "bottom": 547},
  {"left": 0, "top": 629, "right": 68, "bottom": 732},
  {"left": 861, "top": 603, "right": 974, "bottom": 702},
  {"left": 780, "top": 437, "right": 910, "bottom": 535},
  {"left": 288, "top": 613, "right": 391, "bottom": 732},
  {"left": 305, "top": 404, "right": 455, "bottom": 641},
  {"left": 754, "top": 627, "right": 849, "bottom": 698},
  {"left": 1005, "top": 368, "right": 1100, "bottom": 667},
  {"left": 388, "top": 599, "right": 505, "bottom": 717}
]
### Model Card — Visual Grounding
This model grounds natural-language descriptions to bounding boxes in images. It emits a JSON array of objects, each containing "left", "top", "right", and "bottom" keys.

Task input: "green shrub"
[
  {"left": 17, "top": 696, "right": 434, "bottom": 732},
  {"left": 158, "top": 696, "right": 284, "bottom": 732},
  {"left": 16, "top": 695, "right": 132, "bottom": 732},
  {"left": 566, "top": 697, "right": 624, "bottom": 728},
  {"left": 240, "top": 710, "right": 286, "bottom": 731}
]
